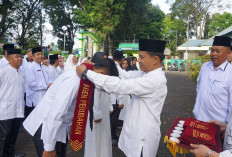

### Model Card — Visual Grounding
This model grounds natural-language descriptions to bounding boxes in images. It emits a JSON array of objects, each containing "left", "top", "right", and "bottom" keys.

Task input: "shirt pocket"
[{"left": 210, "top": 79, "right": 228, "bottom": 96}]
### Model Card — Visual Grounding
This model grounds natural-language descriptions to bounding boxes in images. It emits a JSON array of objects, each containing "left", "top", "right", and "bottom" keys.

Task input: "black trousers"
[
  {"left": 110, "top": 104, "right": 122, "bottom": 140},
  {"left": 0, "top": 118, "right": 23, "bottom": 157},
  {"left": 0, "top": 120, "right": 12, "bottom": 157},
  {"left": 33, "top": 125, "right": 67, "bottom": 157},
  {"left": 24, "top": 106, "right": 34, "bottom": 118}
]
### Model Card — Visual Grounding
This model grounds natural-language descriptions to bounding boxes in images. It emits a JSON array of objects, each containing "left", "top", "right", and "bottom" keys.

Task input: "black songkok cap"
[
  {"left": 3, "top": 44, "right": 14, "bottom": 51},
  {"left": 49, "top": 54, "right": 58, "bottom": 60},
  {"left": 213, "top": 36, "right": 231, "bottom": 47},
  {"left": 113, "top": 50, "right": 123, "bottom": 60},
  {"left": 32, "top": 47, "right": 42, "bottom": 54},
  {"left": 7, "top": 48, "right": 21, "bottom": 55},
  {"left": 139, "top": 39, "right": 166, "bottom": 54}
]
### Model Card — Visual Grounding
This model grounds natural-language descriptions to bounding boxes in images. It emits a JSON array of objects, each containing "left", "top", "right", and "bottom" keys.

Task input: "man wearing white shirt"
[
  {"left": 0, "top": 44, "right": 15, "bottom": 69},
  {"left": 76, "top": 39, "right": 168, "bottom": 157},
  {"left": 193, "top": 36, "right": 232, "bottom": 123},
  {"left": 25, "top": 47, "right": 52, "bottom": 117},
  {"left": 0, "top": 48, "right": 25, "bottom": 157},
  {"left": 23, "top": 58, "right": 118, "bottom": 157},
  {"left": 47, "top": 54, "right": 60, "bottom": 81}
]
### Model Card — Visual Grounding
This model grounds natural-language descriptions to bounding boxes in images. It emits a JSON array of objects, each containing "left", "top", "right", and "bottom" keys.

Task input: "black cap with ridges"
[
  {"left": 3, "top": 44, "right": 14, "bottom": 51},
  {"left": 32, "top": 47, "right": 42, "bottom": 54},
  {"left": 213, "top": 36, "right": 231, "bottom": 47},
  {"left": 139, "top": 39, "right": 166, "bottom": 53},
  {"left": 7, "top": 48, "right": 21, "bottom": 55}
]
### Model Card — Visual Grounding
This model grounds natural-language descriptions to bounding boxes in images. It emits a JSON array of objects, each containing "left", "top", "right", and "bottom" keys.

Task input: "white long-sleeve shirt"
[
  {"left": 47, "top": 65, "right": 60, "bottom": 81},
  {"left": 0, "top": 56, "right": 9, "bottom": 69},
  {"left": 193, "top": 61, "right": 232, "bottom": 122},
  {"left": 0, "top": 65, "right": 25, "bottom": 120},
  {"left": 25, "top": 61, "right": 52, "bottom": 107},
  {"left": 86, "top": 67, "right": 167, "bottom": 157}
]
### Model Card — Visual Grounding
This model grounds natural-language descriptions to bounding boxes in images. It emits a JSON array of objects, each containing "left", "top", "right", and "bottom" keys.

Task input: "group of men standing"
[{"left": 0, "top": 45, "right": 63, "bottom": 157}]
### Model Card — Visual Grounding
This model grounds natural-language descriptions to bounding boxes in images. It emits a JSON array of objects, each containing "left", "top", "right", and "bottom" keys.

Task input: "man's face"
[
  {"left": 8, "top": 54, "right": 23, "bottom": 68},
  {"left": 27, "top": 51, "right": 33, "bottom": 61},
  {"left": 138, "top": 51, "right": 158, "bottom": 72},
  {"left": 33, "top": 52, "right": 43, "bottom": 64},
  {"left": 210, "top": 46, "right": 230, "bottom": 68}
]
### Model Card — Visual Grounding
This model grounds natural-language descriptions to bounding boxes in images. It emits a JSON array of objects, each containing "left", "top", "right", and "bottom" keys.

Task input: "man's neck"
[
  {"left": 10, "top": 64, "right": 19, "bottom": 70},
  {"left": 52, "top": 64, "right": 58, "bottom": 68}
]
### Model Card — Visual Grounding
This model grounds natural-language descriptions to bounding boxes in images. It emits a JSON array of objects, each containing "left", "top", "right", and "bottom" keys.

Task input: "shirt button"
[{"left": 141, "top": 138, "right": 145, "bottom": 141}]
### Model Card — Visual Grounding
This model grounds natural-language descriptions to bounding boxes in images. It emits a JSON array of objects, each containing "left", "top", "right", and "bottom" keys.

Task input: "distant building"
[{"left": 177, "top": 25, "right": 232, "bottom": 60}]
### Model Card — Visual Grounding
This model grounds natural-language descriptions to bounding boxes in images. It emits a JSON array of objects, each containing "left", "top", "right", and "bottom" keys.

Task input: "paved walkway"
[{"left": 15, "top": 71, "right": 196, "bottom": 157}]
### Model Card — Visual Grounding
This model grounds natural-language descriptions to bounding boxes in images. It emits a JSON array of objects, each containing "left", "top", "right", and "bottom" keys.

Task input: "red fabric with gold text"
[{"left": 70, "top": 63, "right": 94, "bottom": 151}]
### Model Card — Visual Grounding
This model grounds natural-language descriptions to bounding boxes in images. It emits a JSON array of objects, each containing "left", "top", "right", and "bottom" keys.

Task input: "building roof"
[
  {"left": 179, "top": 40, "right": 206, "bottom": 47},
  {"left": 178, "top": 25, "right": 232, "bottom": 50}
]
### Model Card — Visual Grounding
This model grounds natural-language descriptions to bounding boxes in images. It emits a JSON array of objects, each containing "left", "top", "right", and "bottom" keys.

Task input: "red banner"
[{"left": 70, "top": 63, "right": 94, "bottom": 151}]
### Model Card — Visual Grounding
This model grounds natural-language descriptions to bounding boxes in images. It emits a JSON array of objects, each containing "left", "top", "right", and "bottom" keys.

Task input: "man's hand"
[
  {"left": 94, "top": 119, "right": 102, "bottom": 123},
  {"left": 118, "top": 104, "right": 124, "bottom": 109},
  {"left": 208, "top": 120, "right": 227, "bottom": 134},
  {"left": 42, "top": 150, "right": 56, "bottom": 157},
  {"left": 189, "top": 144, "right": 219, "bottom": 157},
  {"left": 47, "top": 83, "right": 52, "bottom": 89},
  {"left": 76, "top": 65, "right": 86, "bottom": 77}
]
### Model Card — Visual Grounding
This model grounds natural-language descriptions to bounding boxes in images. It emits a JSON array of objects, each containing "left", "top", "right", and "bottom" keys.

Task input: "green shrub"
[{"left": 187, "top": 54, "right": 211, "bottom": 83}]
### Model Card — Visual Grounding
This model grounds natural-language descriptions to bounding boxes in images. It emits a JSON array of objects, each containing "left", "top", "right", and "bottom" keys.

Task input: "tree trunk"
[{"left": 108, "top": 32, "right": 112, "bottom": 56}]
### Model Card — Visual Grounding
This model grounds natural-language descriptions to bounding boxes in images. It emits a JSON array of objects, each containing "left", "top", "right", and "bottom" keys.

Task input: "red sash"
[{"left": 70, "top": 63, "right": 94, "bottom": 151}]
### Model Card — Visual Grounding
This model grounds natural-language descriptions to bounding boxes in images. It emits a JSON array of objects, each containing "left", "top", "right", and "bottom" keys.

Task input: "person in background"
[
  {"left": 120, "top": 58, "right": 130, "bottom": 71},
  {"left": 0, "top": 48, "right": 25, "bottom": 157},
  {"left": 227, "top": 45, "right": 232, "bottom": 63},
  {"left": 57, "top": 55, "right": 64, "bottom": 74},
  {"left": 64, "top": 54, "right": 77, "bottom": 71},
  {"left": 47, "top": 45, "right": 53, "bottom": 52},
  {"left": 47, "top": 54, "right": 60, "bottom": 81},
  {"left": 25, "top": 47, "right": 52, "bottom": 117},
  {"left": 0, "top": 44, "right": 15, "bottom": 69},
  {"left": 110, "top": 50, "right": 124, "bottom": 146},
  {"left": 42, "top": 55, "right": 49, "bottom": 68},
  {"left": 130, "top": 57, "right": 138, "bottom": 71}
]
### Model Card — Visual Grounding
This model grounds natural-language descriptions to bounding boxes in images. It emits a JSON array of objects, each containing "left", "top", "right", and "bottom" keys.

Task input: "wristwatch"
[{"left": 81, "top": 68, "right": 89, "bottom": 80}]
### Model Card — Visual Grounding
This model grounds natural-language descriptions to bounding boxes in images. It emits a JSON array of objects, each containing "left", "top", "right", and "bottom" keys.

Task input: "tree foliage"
[
  {"left": 43, "top": 0, "right": 81, "bottom": 53},
  {"left": 111, "top": 0, "right": 165, "bottom": 53},
  {"left": 168, "top": 0, "right": 230, "bottom": 39},
  {"left": 0, "top": 0, "right": 16, "bottom": 43},
  {"left": 162, "top": 14, "right": 186, "bottom": 52},
  {"left": 73, "top": 0, "right": 125, "bottom": 55},
  {"left": 208, "top": 12, "right": 232, "bottom": 37},
  {"left": 11, "top": 0, "right": 43, "bottom": 49}
]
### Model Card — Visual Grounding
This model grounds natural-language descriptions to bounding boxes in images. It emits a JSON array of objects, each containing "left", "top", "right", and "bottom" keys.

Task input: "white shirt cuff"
[
  {"left": 220, "top": 150, "right": 232, "bottom": 157},
  {"left": 44, "top": 143, "right": 56, "bottom": 152}
]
